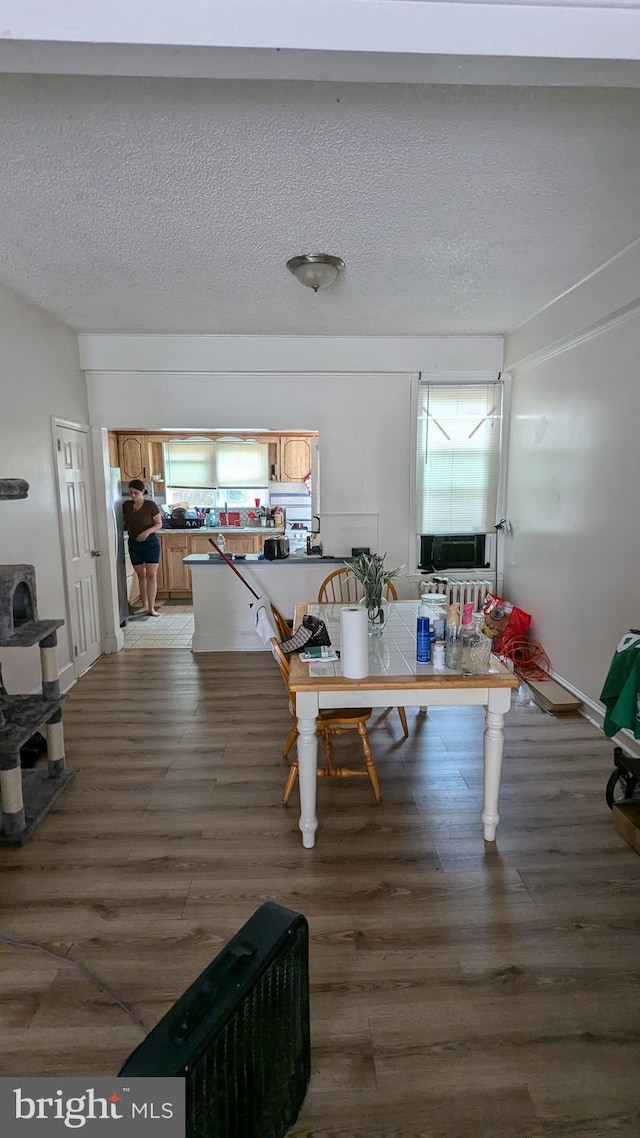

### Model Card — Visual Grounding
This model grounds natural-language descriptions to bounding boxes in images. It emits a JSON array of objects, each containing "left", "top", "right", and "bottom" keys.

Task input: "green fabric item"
[{"left": 600, "top": 632, "right": 640, "bottom": 739}]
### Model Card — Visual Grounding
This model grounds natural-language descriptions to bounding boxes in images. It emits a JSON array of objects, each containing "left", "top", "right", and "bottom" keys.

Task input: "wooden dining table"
[{"left": 288, "top": 600, "right": 520, "bottom": 849}]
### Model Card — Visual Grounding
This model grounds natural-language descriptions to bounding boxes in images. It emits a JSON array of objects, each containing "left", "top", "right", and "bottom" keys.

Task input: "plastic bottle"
[
  {"left": 418, "top": 593, "right": 431, "bottom": 622},
  {"left": 216, "top": 532, "right": 226, "bottom": 553},
  {"left": 467, "top": 612, "right": 492, "bottom": 674},
  {"left": 444, "top": 602, "right": 462, "bottom": 670},
  {"left": 460, "top": 603, "right": 475, "bottom": 669},
  {"left": 418, "top": 589, "right": 448, "bottom": 641},
  {"left": 416, "top": 601, "right": 431, "bottom": 663}
]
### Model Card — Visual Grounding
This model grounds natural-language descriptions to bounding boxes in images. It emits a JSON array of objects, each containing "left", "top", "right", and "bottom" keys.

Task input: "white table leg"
[
  {"left": 481, "top": 687, "right": 512, "bottom": 841},
  {"left": 296, "top": 693, "right": 319, "bottom": 848}
]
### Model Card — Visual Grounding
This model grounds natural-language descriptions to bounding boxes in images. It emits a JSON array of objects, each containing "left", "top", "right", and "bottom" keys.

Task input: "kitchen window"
[
  {"left": 214, "top": 440, "right": 269, "bottom": 488},
  {"left": 164, "top": 440, "right": 216, "bottom": 489},
  {"left": 416, "top": 377, "right": 503, "bottom": 535},
  {"left": 163, "top": 437, "right": 269, "bottom": 507}
]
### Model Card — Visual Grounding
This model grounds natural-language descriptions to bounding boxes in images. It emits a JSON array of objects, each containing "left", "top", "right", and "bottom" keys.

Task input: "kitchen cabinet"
[
  {"left": 127, "top": 566, "right": 140, "bottom": 605},
  {"left": 163, "top": 536, "right": 191, "bottom": 594},
  {"left": 188, "top": 534, "right": 215, "bottom": 558},
  {"left": 108, "top": 431, "right": 119, "bottom": 470},
  {"left": 225, "top": 534, "right": 259, "bottom": 555},
  {"left": 155, "top": 548, "right": 165, "bottom": 593},
  {"left": 190, "top": 532, "right": 262, "bottom": 555},
  {"left": 115, "top": 431, "right": 318, "bottom": 486},
  {"left": 156, "top": 529, "right": 287, "bottom": 598},
  {"left": 268, "top": 439, "right": 279, "bottom": 479},
  {"left": 279, "top": 436, "right": 311, "bottom": 482},
  {"left": 147, "top": 439, "right": 165, "bottom": 489},
  {"left": 118, "top": 434, "right": 153, "bottom": 483},
  {"left": 115, "top": 433, "right": 165, "bottom": 489}
]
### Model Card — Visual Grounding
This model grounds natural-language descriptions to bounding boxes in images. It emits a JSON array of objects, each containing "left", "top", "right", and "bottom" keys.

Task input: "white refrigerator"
[{"left": 108, "top": 467, "right": 129, "bottom": 626}]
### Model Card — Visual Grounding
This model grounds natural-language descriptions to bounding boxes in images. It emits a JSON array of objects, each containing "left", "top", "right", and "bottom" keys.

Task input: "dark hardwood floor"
[{"left": 1, "top": 648, "right": 639, "bottom": 1137}]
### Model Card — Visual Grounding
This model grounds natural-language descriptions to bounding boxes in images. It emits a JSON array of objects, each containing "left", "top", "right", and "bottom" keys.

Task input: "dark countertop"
[
  {"left": 160, "top": 526, "right": 284, "bottom": 536},
  {"left": 183, "top": 554, "right": 346, "bottom": 566}
]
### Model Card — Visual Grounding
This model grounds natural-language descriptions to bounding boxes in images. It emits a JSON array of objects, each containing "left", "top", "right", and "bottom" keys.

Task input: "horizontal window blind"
[
  {"left": 215, "top": 441, "right": 269, "bottom": 488},
  {"left": 164, "top": 441, "right": 216, "bottom": 489},
  {"left": 416, "top": 379, "right": 502, "bottom": 534}
]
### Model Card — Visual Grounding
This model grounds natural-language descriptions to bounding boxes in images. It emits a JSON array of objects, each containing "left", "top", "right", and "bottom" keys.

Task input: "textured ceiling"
[{"left": 1, "top": 73, "right": 640, "bottom": 335}]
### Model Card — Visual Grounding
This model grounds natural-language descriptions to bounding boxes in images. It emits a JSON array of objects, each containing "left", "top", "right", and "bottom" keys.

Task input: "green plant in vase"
[{"left": 346, "top": 552, "right": 402, "bottom": 635}]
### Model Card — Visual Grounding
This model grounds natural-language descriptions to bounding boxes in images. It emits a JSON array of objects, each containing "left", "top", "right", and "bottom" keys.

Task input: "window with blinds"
[
  {"left": 163, "top": 440, "right": 216, "bottom": 489},
  {"left": 416, "top": 379, "right": 503, "bottom": 534},
  {"left": 214, "top": 441, "right": 269, "bottom": 488}
]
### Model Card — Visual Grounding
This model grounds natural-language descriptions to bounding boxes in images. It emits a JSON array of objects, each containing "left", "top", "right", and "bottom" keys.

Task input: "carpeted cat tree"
[{"left": 0, "top": 478, "right": 73, "bottom": 845}]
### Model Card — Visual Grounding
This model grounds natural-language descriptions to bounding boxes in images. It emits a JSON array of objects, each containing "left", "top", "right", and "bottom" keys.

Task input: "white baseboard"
[
  {"left": 59, "top": 661, "right": 76, "bottom": 694},
  {"left": 548, "top": 668, "right": 640, "bottom": 760},
  {"left": 103, "top": 629, "right": 125, "bottom": 653}
]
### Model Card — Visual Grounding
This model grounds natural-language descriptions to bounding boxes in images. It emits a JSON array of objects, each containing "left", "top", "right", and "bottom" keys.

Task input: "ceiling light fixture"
[{"left": 286, "top": 253, "right": 345, "bottom": 293}]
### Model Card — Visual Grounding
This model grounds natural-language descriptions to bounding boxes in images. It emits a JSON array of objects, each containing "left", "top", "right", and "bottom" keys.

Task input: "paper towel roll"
[{"left": 340, "top": 605, "right": 369, "bottom": 679}]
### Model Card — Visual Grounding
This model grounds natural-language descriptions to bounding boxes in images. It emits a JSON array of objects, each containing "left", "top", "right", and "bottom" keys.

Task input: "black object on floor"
[
  {"left": 119, "top": 901, "right": 310, "bottom": 1138},
  {"left": 19, "top": 729, "right": 48, "bottom": 768},
  {"left": 605, "top": 745, "right": 640, "bottom": 809}
]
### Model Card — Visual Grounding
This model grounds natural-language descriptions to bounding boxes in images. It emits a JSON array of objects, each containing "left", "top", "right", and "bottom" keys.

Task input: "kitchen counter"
[
  {"left": 184, "top": 554, "right": 347, "bottom": 651},
  {"left": 183, "top": 553, "right": 344, "bottom": 565},
  {"left": 150, "top": 528, "right": 291, "bottom": 599},
  {"left": 160, "top": 526, "right": 284, "bottom": 535}
]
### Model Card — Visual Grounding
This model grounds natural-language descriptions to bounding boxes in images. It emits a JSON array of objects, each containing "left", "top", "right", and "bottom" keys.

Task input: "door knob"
[{"left": 91, "top": 550, "right": 102, "bottom": 557}]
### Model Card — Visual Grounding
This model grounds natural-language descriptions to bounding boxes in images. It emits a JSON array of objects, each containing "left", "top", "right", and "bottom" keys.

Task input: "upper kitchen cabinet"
[
  {"left": 107, "top": 431, "right": 119, "bottom": 470},
  {"left": 118, "top": 435, "right": 165, "bottom": 485},
  {"left": 118, "top": 434, "right": 151, "bottom": 482},
  {"left": 279, "top": 436, "right": 312, "bottom": 482}
]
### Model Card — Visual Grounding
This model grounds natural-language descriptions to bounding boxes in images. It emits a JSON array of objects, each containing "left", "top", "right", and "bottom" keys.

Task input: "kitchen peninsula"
[
  {"left": 154, "top": 527, "right": 285, "bottom": 598},
  {"left": 183, "top": 553, "right": 345, "bottom": 651}
]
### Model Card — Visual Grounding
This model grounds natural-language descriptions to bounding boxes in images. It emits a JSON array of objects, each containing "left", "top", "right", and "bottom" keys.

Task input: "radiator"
[
  {"left": 421, "top": 577, "right": 492, "bottom": 612},
  {"left": 119, "top": 902, "right": 310, "bottom": 1138}
]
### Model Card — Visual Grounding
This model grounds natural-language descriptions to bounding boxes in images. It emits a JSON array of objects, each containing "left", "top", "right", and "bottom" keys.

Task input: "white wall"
[
  {"left": 6, "top": 0, "right": 640, "bottom": 67},
  {"left": 84, "top": 334, "right": 502, "bottom": 596},
  {"left": 504, "top": 245, "right": 640, "bottom": 722},
  {"left": 90, "top": 369, "right": 415, "bottom": 571},
  {"left": 0, "top": 283, "right": 88, "bottom": 693}
]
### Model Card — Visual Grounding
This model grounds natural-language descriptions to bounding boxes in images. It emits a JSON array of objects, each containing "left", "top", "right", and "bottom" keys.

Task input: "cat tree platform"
[
  {"left": 0, "top": 691, "right": 74, "bottom": 847},
  {"left": 0, "top": 564, "right": 73, "bottom": 846}
]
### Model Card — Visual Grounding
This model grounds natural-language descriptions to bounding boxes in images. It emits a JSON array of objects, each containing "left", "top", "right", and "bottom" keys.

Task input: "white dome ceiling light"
[{"left": 286, "top": 253, "right": 345, "bottom": 293}]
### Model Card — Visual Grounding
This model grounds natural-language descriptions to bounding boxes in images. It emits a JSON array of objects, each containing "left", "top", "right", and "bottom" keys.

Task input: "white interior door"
[{"left": 55, "top": 423, "right": 101, "bottom": 676}]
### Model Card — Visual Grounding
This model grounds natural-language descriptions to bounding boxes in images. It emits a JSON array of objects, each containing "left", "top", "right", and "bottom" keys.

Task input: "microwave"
[{"left": 419, "top": 533, "right": 488, "bottom": 572}]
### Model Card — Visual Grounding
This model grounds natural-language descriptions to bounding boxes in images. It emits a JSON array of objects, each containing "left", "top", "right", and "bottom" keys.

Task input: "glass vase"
[{"left": 360, "top": 593, "right": 389, "bottom": 636}]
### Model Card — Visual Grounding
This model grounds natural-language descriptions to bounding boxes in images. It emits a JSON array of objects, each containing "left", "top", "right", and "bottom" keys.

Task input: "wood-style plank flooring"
[{"left": 1, "top": 648, "right": 640, "bottom": 1137}]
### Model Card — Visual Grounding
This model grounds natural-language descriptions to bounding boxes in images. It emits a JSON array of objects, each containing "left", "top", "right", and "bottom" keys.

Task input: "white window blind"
[
  {"left": 416, "top": 379, "right": 502, "bottom": 534},
  {"left": 164, "top": 441, "right": 216, "bottom": 489},
  {"left": 214, "top": 441, "right": 269, "bottom": 488}
]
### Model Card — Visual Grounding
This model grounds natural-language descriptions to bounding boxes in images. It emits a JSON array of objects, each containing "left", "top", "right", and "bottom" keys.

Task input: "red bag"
[{"left": 482, "top": 593, "right": 531, "bottom": 656}]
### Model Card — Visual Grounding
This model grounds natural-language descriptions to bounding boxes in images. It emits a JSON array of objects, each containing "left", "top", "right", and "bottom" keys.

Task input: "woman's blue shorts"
[{"left": 128, "top": 534, "right": 161, "bottom": 566}]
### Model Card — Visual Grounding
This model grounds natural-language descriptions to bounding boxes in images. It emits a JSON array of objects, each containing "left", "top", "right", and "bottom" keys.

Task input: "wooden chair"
[
  {"left": 316, "top": 568, "right": 410, "bottom": 739},
  {"left": 268, "top": 638, "right": 381, "bottom": 805},
  {"left": 270, "top": 602, "right": 292, "bottom": 643}
]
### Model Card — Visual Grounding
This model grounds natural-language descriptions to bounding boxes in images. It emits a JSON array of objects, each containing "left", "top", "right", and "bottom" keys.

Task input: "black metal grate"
[{"left": 119, "top": 903, "right": 310, "bottom": 1138}]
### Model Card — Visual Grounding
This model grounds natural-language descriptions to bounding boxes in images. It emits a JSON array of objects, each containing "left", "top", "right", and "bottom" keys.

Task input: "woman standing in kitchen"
[{"left": 123, "top": 479, "right": 163, "bottom": 617}]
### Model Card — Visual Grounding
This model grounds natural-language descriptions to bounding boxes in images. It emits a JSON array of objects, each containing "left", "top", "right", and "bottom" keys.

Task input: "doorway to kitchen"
[
  {"left": 122, "top": 602, "right": 194, "bottom": 650},
  {"left": 107, "top": 426, "right": 320, "bottom": 653}
]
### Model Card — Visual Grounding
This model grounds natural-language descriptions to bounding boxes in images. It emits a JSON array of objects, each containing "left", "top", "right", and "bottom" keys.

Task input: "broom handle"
[{"left": 208, "top": 538, "right": 261, "bottom": 600}]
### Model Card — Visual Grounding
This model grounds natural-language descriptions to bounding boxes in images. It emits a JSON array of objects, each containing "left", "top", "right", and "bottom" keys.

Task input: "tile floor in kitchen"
[{"left": 122, "top": 603, "right": 194, "bottom": 649}]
